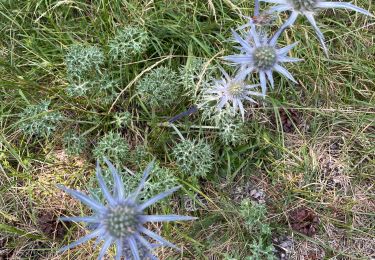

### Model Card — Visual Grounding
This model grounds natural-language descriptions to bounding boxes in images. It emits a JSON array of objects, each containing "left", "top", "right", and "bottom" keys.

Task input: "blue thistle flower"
[
  {"left": 260, "top": 0, "right": 374, "bottom": 55},
  {"left": 223, "top": 26, "right": 302, "bottom": 96},
  {"left": 203, "top": 69, "right": 262, "bottom": 120},
  {"left": 58, "top": 159, "right": 196, "bottom": 260}
]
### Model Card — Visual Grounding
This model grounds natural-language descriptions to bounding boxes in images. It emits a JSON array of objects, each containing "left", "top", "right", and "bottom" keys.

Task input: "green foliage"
[
  {"left": 1, "top": 0, "right": 374, "bottom": 258},
  {"left": 64, "top": 45, "right": 119, "bottom": 104},
  {"left": 213, "top": 108, "right": 250, "bottom": 146},
  {"left": 178, "top": 57, "right": 211, "bottom": 93},
  {"left": 108, "top": 27, "right": 149, "bottom": 62},
  {"left": 63, "top": 131, "right": 87, "bottom": 156},
  {"left": 131, "top": 145, "right": 151, "bottom": 166},
  {"left": 65, "top": 44, "right": 104, "bottom": 82},
  {"left": 18, "top": 100, "right": 63, "bottom": 137},
  {"left": 246, "top": 238, "right": 276, "bottom": 260},
  {"left": 93, "top": 132, "right": 130, "bottom": 166},
  {"left": 225, "top": 238, "right": 276, "bottom": 260},
  {"left": 172, "top": 139, "right": 214, "bottom": 178},
  {"left": 92, "top": 75, "right": 119, "bottom": 105},
  {"left": 239, "top": 199, "right": 271, "bottom": 235},
  {"left": 231, "top": 199, "right": 276, "bottom": 259},
  {"left": 136, "top": 66, "right": 181, "bottom": 109},
  {"left": 112, "top": 111, "right": 132, "bottom": 129}
]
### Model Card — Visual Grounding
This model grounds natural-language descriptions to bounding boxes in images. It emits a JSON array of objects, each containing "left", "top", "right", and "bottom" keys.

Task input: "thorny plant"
[
  {"left": 7, "top": 0, "right": 372, "bottom": 259},
  {"left": 194, "top": 0, "right": 373, "bottom": 121}
]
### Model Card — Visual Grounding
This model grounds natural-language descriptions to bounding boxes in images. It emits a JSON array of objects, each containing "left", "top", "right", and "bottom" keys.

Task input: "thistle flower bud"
[
  {"left": 104, "top": 205, "right": 139, "bottom": 238},
  {"left": 253, "top": 46, "right": 277, "bottom": 71}
]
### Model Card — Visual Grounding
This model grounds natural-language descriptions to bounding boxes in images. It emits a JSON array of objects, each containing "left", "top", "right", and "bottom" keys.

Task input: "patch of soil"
[
  {"left": 0, "top": 237, "right": 14, "bottom": 260},
  {"left": 278, "top": 108, "right": 303, "bottom": 133},
  {"left": 289, "top": 207, "right": 320, "bottom": 237},
  {"left": 37, "top": 211, "right": 70, "bottom": 239}
]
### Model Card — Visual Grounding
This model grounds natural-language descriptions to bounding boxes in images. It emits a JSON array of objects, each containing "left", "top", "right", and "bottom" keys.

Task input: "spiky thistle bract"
[
  {"left": 261, "top": 0, "right": 374, "bottom": 55},
  {"left": 58, "top": 159, "right": 196, "bottom": 260},
  {"left": 203, "top": 69, "right": 262, "bottom": 120},
  {"left": 224, "top": 25, "right": 301, "bottom": 96}
]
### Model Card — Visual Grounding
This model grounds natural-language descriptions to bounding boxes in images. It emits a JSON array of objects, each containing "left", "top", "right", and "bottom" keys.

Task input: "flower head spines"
[
  {"left": 202, "top": 69, "right": 262, "bottom": 120},
  {"left": 261, "top": 0, "right": 374, "bottom": 55},
  {"left": 58, "top": 160, "right": 195, "bottom": 260},
  {"left": 224, "top": 26, "right": 300, "bottom": 96}
]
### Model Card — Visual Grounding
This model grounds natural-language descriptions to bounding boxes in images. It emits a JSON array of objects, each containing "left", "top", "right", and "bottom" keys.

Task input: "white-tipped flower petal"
[
  {"left": 274, "top": 64, "right": 297, "bottom": 83},
  {"left": 131, "top": 160, "right": 154, "bottom": 199},
  {"left": 259, "top": 71, "right": 268, "bottom": 96},
  {"left": 97, "top": 237, "right": 113, "bottom": 260},
  {"left": 59, "top": 216, "right": 99, "bottom": 223},
  {"left": 116, "top": 239, "right": 123, "bottom": 260},
  {"left": 136, "top": 234, "right": 155, "bottom": 250},
  {"left": 304, "top": 12, "right": 328, "bottom": 56},
  {"left": 128, "top": 237, "right": 140, "bottom": 260},
  {"left": 141, "top": 227, "right": 179, "bottom": 250},
  {"left": 96, "top": 162, "right": 116, "bottom": 205},
  {"left": 202, "top": 70, "right": 262, "bottom": 120}
]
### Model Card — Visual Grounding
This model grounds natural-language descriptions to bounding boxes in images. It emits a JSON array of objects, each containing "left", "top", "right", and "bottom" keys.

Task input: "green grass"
[{"left": 0, "top": 0, "right": 374, "bottom": 259}]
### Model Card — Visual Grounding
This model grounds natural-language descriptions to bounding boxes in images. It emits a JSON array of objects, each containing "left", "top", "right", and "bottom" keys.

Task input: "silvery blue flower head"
[
  {"left": 261, "top": 0, "right": 374, "bottom": 55},
  {"left": 203, "top": 69, "right": 263, "bottom": 120},
  {"left": 224, "top": 25, "right": 302, "bottom": 96},
  {"left": 58, "top": 159, "right": 196, "bottom": 260}
]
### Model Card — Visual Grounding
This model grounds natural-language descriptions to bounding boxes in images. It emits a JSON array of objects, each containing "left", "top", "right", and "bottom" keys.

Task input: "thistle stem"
[
  {"left": 254, "top": 0, "right": 260, "bottom": 16},
  {"left": 269, "top": 13, "right": 297, "bottom": 45},
  {"left": 169, "top": 123, "right": 185, "bottom": 140},
  {"left": 168, "top": 105, "right": 198, "bottom": 123}
]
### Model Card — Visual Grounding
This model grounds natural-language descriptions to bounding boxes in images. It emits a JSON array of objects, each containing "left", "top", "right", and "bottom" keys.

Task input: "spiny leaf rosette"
[
  {"left": 203, "top": 69, "right": 263, "bottom": 120},
  {"left": 224, "top": 25, "right": 302, "bottom": 96},
  {"left": 261, "top": 0, "right": 374, "bottom": 55},
  {"left": 58, "top": 159, "right": 196, "bottom": 260}
]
